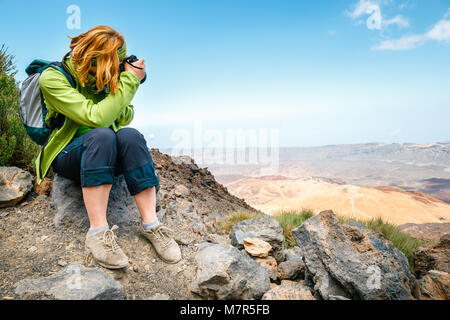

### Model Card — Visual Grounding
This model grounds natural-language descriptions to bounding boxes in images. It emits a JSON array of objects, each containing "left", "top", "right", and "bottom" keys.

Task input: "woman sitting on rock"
[{"left": 36, "top": 25, "right": 181, "bottom": 269}]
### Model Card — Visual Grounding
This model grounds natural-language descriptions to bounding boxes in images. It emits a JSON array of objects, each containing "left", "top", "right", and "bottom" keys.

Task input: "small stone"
[
  {"left": 174, "top": 184, "right": 190, "bottom": 197},
  {"left": 133, "top": 265, "right": 139, "bottom": 273},
  {"left": 34, "top": 177, "right": 53, "bottom": 196},
  {"left": 243, "top": 238, "right": 272, "bottom": 258},
  {"left": 57, "top": 260, "right": 68, "bottom": 267},
  {"left": 111, "top": 270, "right": 124, "bottom": 280},
  {"left": 262, "top": 282, "right": 315, "bottom": 300},
  {"left": 28, "top": 246, "right": 37, "bottom": 253},
  {"left": 146, "top": 293, "right": 170, "bottom": 300}
]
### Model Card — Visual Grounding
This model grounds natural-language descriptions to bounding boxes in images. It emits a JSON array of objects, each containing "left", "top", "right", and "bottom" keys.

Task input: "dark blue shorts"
[{"left": 52, "top": 127, "right": 159, "bottom": 196}]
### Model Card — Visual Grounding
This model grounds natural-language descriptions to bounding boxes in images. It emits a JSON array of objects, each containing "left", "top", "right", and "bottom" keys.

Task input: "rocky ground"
[
  {"left": 0, "top": 149, "right": 255, "bottom": 300},
  {"left": 0, "top": 149, "right": 449, "bottom": 300}
]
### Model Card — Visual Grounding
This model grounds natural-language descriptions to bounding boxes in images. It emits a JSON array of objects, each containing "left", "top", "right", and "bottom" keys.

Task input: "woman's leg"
[
  {"left": 80, "top": 128, "right": 128, "bottom": 268},
  {"left": 115, "top": 128, "right": 159, "bottom": 221},
  {"left": 82, "top": 185, "right": 112, "bottom": 229},
  {"left": 54, "top": 127, "right": 129, "bottom": 269},
  {"left": 52, "top": 132, "right": 113, "bottom": 229},
  {"left": 79, "top": 127, "right": 119, "bottom": 230},
  {"left": 116, "top": 127, "right": 181, "bottom": 263},
  {"left": 134, "top": 186, "right": 157, "bottom": 225}
]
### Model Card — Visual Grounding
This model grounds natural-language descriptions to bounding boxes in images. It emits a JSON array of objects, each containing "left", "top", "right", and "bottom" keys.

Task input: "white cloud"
[
  {"left": 427, "top": 19, "right": 450, "bottom": 42},
  {"left": 383, "top": 15, "right": 410, "bottom": 28},
  {"left": 373, "top": 13, "right": 450, "bottom": 50},
  {"left": 328, "top": 30, "right": 337, "bottom": 36},
  {"left": 397, "top": 1, "right": 415, "bottom": 10},
  {"left": 348, "top": 0, "right": 376, "bottom": 19},
  {"left": 373, "top": 34, "right": 425, "bottom": 50}
]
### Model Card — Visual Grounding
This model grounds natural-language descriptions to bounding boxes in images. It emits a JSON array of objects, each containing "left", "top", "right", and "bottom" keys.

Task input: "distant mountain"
[
  {"left": 225, "top": 176, "right": 450, "bottom": 225},
  {"left": 191, "top": 142, "right": 450, "bottom": 204},
  {"left": 278, "top": 142, "right": 450, "bottom": 165}
]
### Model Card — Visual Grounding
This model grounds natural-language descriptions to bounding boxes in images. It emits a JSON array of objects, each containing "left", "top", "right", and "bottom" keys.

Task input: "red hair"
[{"left": 69, "top": 25, "right": 125, "bottom": 94}]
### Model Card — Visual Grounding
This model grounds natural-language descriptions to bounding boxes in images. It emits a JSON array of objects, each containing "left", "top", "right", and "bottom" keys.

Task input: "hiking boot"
[
  {"left": 140, "top": 223, "right": 182, "bottom": 264},
  {"left": 85, "top": 225, "right": 129, "bottom": 269}
]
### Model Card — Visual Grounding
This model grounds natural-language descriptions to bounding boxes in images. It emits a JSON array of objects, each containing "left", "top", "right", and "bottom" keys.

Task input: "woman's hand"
[{"left": 124, "top": 58, "right": 146, "bottom": 82}]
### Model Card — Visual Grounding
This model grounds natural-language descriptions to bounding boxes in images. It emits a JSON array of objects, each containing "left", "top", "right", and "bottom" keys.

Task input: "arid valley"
[{"left": 192, "top": 142, "right": 450, "bottom": 227}]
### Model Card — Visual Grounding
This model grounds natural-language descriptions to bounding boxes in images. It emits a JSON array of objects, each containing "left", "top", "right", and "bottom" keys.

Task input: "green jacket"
[{"left": 36, "top": 57, "right": 141, "bottom": 184}]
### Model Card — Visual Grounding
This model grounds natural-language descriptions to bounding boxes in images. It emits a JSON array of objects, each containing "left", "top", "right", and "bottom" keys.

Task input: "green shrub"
[
  {"left": 339, "top": 216, "right": 423, "bottom": 268},
  {"left": 0, "top": 45, "right": 40, "bottom": 173},
  {"left": 273, "top": 209, "right": 314, "bottom": 248},
  {"left": 218, "top": 210, "right": 263, "bottom": 232}
]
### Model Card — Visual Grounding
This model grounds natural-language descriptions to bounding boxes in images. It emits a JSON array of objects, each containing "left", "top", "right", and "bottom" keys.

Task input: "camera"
[{"left": 119, "top": 55, "right": 147, "bottom": 84}]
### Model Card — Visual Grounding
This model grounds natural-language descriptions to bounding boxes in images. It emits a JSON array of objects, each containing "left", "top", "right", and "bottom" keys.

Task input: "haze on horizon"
[{"left": 1, "top": 0, "right": 449, "bottom": 148}]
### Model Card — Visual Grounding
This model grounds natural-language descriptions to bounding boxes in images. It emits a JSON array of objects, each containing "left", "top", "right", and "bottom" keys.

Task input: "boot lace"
[
  {"left": 102, "top": 225, "right": 121, "bottom": 253},
  {"left": 150, "top": 226, "right": 175, "bottom": 249}
]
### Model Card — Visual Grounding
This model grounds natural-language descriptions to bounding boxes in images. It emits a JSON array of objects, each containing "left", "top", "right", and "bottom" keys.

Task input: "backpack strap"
[
  {"left": 37, "top": 57, "right": 78, "bottom": 182},
  {"left": 44, "top": 59, "right": 77, "bottom": 130},
  {"left": 48, "top": 62, "right": 76, "bottom": 89}
]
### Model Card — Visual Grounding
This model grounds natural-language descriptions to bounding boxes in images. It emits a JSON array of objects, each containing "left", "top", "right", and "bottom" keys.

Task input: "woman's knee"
[
  {"left": 84, "top": 127, "right": 117, "bottom": 148},
  {"left": 81, "top": 128, "right": 118, "bottom": 168},
  {"left": 116, "top": 127, "right": 146, "bottom": 147},
  {"left": 116, "top": 128, "right": 152, "bottom": 173}
]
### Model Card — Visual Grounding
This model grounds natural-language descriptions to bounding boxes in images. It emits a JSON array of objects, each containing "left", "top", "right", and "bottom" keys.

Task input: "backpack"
[{"left": 18, "top": 60, "right": 76, "bottom": 145}]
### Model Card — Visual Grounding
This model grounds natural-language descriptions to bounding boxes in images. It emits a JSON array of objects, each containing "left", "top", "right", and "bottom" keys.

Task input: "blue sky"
[{"left": 1, "top": 0, "right": 449, "bottom": 148}]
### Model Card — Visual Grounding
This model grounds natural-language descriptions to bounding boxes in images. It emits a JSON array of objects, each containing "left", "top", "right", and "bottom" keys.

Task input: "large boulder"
[
  {"left": 417, "top": 270, "right": 450, "bottom": 300},
  {"left": 191, "top": 242, "right": 270, "bottom": 300},
  {"left": 0, "top": 167, "right": 33, "bottom": 208},
  {"left": 14, "top": 263, "right": 125, "bottom": 300},
  {"left": 413, "top": 234, "right": 450, "bottom": 279},
  {"left": 291, "top": 210, "right": 419, "bottom": 300},
  {"left": 50, "top": 174, "right": 162, "bottom": 228},
  {"left": 231, "top": 215, "right": 285, "bottom": 262}
]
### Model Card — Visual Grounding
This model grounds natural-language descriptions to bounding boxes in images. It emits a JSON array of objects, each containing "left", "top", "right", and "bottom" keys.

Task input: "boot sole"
[{"left": 85, "top": 247, "right": 129, "bottom": 270}]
